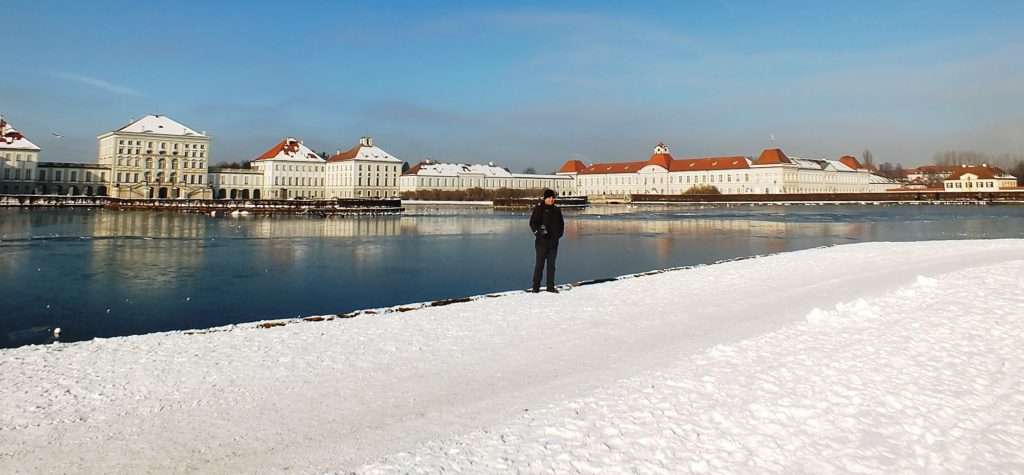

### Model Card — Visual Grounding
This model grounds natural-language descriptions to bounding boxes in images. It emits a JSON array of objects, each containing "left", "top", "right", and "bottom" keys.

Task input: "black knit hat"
[{"left": 543, "top": 189, "right": 557, "bottom": 199}]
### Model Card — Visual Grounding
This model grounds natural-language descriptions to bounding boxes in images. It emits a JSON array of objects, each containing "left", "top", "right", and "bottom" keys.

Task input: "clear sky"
[{"left": 2, "top": 1, "right": 1022, "bottom": 170}]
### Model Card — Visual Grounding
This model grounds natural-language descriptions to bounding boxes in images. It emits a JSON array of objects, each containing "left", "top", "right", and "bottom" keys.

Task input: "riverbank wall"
[{"left": 0, "top": 195, "right": 404, "bottom": 215}]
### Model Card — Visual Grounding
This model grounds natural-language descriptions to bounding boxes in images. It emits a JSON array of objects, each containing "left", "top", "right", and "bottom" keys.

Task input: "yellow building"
[{"left": 98, "top": 115, "right": 212, "bottom": 199}]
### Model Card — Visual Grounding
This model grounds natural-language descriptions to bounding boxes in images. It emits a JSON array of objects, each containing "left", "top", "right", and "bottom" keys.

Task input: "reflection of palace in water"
[
  {"left": 87, "top": 211, "right": 208, "bottom": 289},
  {"left": 12, "top": 207, "right": 891, "bottom": 293},
  {"left": 570, "top": 215, "right": 797, "bottom": 257},
  {"left": 239, "top": 216, "right": 403, "bottom": 239}
]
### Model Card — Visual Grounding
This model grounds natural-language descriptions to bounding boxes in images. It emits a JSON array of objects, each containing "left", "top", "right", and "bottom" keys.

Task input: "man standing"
[{"left": 529, "top": 189, "right": 564, "bottom": 293}]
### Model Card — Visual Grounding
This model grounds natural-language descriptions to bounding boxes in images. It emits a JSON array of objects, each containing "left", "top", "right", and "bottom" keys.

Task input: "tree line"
[{"left": 932, "top": 150, "right": 1024, "bottom": 185}]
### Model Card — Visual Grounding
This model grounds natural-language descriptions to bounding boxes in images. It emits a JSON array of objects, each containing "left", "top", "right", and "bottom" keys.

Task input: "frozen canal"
[{"left": 1, "top": 203, "right": 1023, "bottom": 347}]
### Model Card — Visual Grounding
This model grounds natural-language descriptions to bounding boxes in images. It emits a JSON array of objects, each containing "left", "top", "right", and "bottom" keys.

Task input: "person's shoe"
[
  {"left": 546, "top": 288, "right": 559, "bottom": 294},
  {"left": 530, "top": 288, "right": 541, "bottom": 293}
]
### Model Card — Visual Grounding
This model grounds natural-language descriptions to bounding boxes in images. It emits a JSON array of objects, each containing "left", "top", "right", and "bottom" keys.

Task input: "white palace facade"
[
  {"left": 208, "top": 136, "right": 402, "bottom": 200},
  {"left": 98, "top": 115, "right": 212, "bottom": 199},
  {"left": 559, "top": 143, "right": 893, "bottom": 196},
  {"left": 2, "top": 113, "right": 920, "bottom": 199},
  {"left": 325, "top": 136, "right": 403, "bottom": 199},
  {"left": 400, "top": 161, "right": 574, "bottom": 196},
  {"left": 0, "top": 116, "right": 41, "bottom": 195}
]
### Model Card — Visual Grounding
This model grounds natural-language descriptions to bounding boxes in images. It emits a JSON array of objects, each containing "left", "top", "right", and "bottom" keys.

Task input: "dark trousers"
[{"left": 532, "top": 241, "right": 558, "bottom": 290}]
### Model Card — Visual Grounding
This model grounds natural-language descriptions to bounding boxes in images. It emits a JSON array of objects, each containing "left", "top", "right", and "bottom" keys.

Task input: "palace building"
[
  {"left": 942, "top": 165, "right": 1018, "bottom": 191},
  {"left": 4, "top": 113, "right": 978, "bottom": 200},
  {"left": 250, "top": 137, "right": 326, "bottom": 200},
  {"left": 98, "top": 115, "right": 212, "bottom": 199},
  {"left": 208, "top": 136, "right": 403, "bottom": 200},
  {"left": 559, "top": 143, "right": 889, "bottom": 196},
  {"left": 325, "top": 136, "right": 402, "bottom": 199},
  {"left": 400, "top": 161, "right": 574, "bottom": 196},
  {"left": 0, "top": 116, "right": 41, "bottom": 195}
]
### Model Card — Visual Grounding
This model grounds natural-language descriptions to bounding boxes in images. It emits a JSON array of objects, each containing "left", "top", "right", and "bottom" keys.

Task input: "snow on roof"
[
  {"left": 115, "top": 115, "right": 204, "bottom": 137},
  {"left": 787, "top": 157, "right": 830, "bottom": 170},
  {"left": 327, "top": 137, "right": 401, "bottom": 164},
  {"left": 827, "top": 159, "right": 857, "bottom": 172},
  {"left": 869, "top": 174, "right": 899, "bottom": 184},
  {"left": 788, "top": 156, "right": 865, "bottom": 173},
  {"left": 404, "top": 161, "right": 512, "bottom": 177},
  {"left": 254, "top": 137, "right": 325, "bottom": 162},
  {"left": 0, "top": 117, "right": 41, "bottom": 151}
]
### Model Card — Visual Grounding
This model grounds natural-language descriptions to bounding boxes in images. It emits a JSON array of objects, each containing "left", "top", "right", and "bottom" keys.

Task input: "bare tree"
[
  {"left": 522, "top": 167, "right": 537, "bottom": 174},
  {"left": 876, "top": 162, "right": 906, "bottom": 180},
  {"left": 1011, "top": 161, "right": 1024, "bottom": 186},
  {"left": 933, "top": 150, "right": 1024, "bottom": 169},
  {"left": 211, "top": 161, "right": 252, "bottom": 170},
  {"left": 861, "top": 149, "right": 875, "bottom": 170}
]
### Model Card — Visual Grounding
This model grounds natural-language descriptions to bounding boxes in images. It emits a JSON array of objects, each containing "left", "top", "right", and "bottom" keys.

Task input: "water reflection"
[
  {"left": 1, "top": 204, "right": 1023, "bottom": 348},
  {"left": 87, "top": 212, "right": 207, "bottom": 290}
]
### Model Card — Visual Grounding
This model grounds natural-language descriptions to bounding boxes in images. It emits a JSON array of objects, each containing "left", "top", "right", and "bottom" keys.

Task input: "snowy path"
[{"left": 2, "top": 240, "right": 1023, "bottom": 473}]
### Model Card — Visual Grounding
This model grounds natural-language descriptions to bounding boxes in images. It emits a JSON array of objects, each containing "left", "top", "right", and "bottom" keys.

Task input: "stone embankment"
[{"left": 0, "top": 195, "right": 404, "bottom": 215}]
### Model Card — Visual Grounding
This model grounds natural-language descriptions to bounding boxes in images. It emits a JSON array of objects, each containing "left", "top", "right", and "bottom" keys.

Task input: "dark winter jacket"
[{"left": 529, "top": 202, "right": 564, "bottom": 246}]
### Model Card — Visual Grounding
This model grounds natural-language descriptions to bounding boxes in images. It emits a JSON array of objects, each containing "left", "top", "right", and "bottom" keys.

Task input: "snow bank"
[{"left": 2, "top": 240, "right": 1023, "bottom": 473}]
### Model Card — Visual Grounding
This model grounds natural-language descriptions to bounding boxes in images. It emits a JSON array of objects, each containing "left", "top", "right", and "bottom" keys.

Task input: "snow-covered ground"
[{"left": 2, "top": 240, "right": 1023, "bottom": 473}]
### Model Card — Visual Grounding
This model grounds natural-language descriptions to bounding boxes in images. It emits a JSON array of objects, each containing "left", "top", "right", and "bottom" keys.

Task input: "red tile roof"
[
  {"left": 647, "top": 152, "right": 673, "bottom": 170},
  {"left": 668, "top": 156, "right": 749, "bottom": 171},
  {"left": 754, "top": 148, "right": 792, "bottom": 165},
  {"left": 577, "top": 156, "right": 749, "bottom": 175},
  {"left": 403, "top": 161, "right": 426, "bottom": 175},
  {"left": 946, "top": 166, "right": 1010, "bottom": 180},
  {"left": 255, "top": 138, "right": 301, "bottom": 161},
  {"left": 557, "top": 160, "right": 587, "bottom": 173},
  {"left": 577, "top": 161, "right": 649, "bottom": 175},
  {"left": 839, "top": 155, "right": 864, "bottom": 170},
  {"left": 327, "top": 144, "right": 363, "bottom": 162}
]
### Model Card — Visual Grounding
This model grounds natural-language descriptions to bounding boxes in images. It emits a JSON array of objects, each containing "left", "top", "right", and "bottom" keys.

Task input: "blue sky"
[{"left": 2, "top": 1, "right": 1022, "bottom": 169}]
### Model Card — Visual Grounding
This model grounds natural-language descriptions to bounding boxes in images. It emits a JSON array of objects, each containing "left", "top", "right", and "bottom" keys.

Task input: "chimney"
[{"left": 360, "top": 136, "right": 373, "bottom": 147}]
